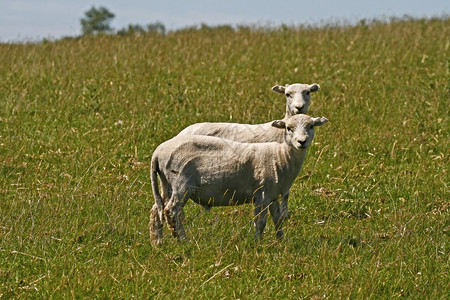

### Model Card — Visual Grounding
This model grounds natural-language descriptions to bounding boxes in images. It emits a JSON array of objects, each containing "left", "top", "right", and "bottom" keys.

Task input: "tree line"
[
  {"left": 79, "top": 5, "right": 286, "bottom": 37},
  {"left": 80, "top": 5, "right": 447, "bottom": 38},
  {"left": 80, "top": 6, "right": 166, "bottom": 36}
]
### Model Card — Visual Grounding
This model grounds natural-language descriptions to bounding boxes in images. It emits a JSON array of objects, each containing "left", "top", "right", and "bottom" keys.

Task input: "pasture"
[{"left": 0, "top": 18, "right": 448, "bottom": 298}]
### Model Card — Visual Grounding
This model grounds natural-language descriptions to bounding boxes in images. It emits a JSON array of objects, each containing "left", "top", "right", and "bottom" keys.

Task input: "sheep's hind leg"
[
  {"left": 164, "top": 194, "right": 188, "bottom": 241},
  {"left": 150, "top": 204, "right": 164, "bottom": 244}
]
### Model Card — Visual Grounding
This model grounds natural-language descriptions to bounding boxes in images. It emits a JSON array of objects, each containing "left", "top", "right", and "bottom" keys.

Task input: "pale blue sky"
[{"left": 0, "top": 0, "right": 448, "bottom": 42}]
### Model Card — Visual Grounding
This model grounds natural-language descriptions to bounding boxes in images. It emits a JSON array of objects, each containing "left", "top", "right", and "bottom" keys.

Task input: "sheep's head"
[
  {"left": 272, "top": 83, "right": 320, "bottom": 117},
  {"left": 272, "top": 114, "right": 328, "bottom": 150}
]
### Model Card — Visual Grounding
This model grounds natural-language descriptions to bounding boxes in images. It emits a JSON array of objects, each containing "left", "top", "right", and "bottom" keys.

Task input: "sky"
[{"left": 0, "top": 0, "right": 448, "bottom": 42}]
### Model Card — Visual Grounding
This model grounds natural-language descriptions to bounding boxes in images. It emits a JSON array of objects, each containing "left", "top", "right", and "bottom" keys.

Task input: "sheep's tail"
[{"left": 151, "top": 156, "right": 164, "bottom": 220}]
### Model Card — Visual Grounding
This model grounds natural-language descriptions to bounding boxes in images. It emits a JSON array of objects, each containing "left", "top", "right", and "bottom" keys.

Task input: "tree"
[{"left": 80, "top": 6, "right": 115, "bottom": 35}]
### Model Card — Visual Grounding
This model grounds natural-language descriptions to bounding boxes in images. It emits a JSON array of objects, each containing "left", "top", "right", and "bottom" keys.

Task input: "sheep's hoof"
[
  {"left": 280, "top": 211, "right": 290, "bottom": 221},
  {"left": 276, "top": 230, "right": 284, "bottom": 239},
  {"left": 177, "top": 236, "right": 188, "bottom": 243},
  {"left": 151, "top": 237, "right": 163, "bottom": 246}
]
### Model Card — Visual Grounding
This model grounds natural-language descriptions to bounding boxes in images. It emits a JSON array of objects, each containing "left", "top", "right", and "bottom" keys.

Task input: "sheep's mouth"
[
  {"left": 293, "top": 144, "right": 308, "bottom": 150},
  {"left": 294, "top": 108, "right": 306, "bottom": 115}
]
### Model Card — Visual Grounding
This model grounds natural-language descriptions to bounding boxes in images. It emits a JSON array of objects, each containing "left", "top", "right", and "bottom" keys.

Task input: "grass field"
[{"left": 0, "top": 18, "right": 449, "bottom": 298}]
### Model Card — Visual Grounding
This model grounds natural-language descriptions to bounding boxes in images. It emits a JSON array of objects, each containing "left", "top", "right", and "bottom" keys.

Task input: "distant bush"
[{"left": 117, "top": 22, "right": 166, "bottom": 36}]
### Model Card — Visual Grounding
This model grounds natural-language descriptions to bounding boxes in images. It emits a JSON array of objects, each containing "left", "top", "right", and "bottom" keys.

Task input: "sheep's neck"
[
  {"left": 284, "top": 110, "right": 291, "bottom": 119},
  {"left": 272, "top": 143, "right": 307, "bottom": 183}
]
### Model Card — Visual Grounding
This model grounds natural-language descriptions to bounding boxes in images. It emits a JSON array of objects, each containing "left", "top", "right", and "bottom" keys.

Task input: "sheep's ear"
[
  {"left": 271, "top": 85, "right": 286, "bottom": 94},
  {"left": 311, "top": 117, "right": 328, "bottom": 126},
  {"left": 271, "top": 120, "right": 286, "bottom": 129},
  {"left": 309, "top": 83, "right": 320, "bottom": 92}
]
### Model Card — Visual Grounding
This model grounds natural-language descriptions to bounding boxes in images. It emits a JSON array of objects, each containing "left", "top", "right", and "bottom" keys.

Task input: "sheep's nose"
[
  {"left": 295, "top": 106, "right": 304, "bottom": 113},
  {"left": 297, "top": 138, "right": 307, "bottom": 147}
]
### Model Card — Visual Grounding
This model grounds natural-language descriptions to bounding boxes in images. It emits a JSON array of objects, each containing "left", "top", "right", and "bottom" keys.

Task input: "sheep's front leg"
[
  {"left": 253, "top": 196, "right": 268, "bottom": 240},
  {"left": 202, "top": 204, "right": 211, "bottom": 214},
  {"left": 280, "top": 191, "right": 290, "bottom": 221},
  {"left": 269, "top": 200, "right": 284, "bottom": 239}
]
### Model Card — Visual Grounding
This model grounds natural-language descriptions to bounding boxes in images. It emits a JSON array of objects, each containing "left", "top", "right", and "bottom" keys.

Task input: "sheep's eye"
[
  {"left": 287, "top": 127, "right": 292, "bottom": 132},
  {"left": 286, "top": 93, "right": 291, "bottom": 98}
]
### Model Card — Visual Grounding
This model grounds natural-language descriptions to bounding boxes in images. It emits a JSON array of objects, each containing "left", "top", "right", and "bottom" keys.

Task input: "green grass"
[{"left": 1, "top": 18, "right": 449, "bottom": 298}]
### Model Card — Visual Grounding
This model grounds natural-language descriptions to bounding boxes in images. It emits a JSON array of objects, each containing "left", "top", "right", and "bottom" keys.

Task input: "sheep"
[
  {"left": 178, "top": 83, "right": 320, "bottom": 142},
  {"left": 177, "top": 83, "right": 321, "bottom": 220},
  {"left": 150, "top": 114, "right": 328, "bottom": 244}
]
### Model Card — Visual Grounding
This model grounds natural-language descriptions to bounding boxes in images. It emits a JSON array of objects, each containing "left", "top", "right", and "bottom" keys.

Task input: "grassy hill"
[{"left": 0, "top": 18, "right": 448, "bottom": 298}]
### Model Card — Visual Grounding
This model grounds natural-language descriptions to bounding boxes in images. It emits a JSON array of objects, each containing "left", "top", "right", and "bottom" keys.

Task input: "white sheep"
[
  {"left": 177, "top": 83, "right": 320, "bottom": 220},
  {"left": 178, "top": 83, "right": 320, "bottom": 142},
  {"left": 150, "top": 114, "right": 328, "bottom": 244}
]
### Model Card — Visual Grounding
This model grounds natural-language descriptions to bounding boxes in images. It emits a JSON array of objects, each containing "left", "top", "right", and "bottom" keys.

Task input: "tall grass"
[{"left": 0, "top": 18, "right": 448, "bottom": 298}]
